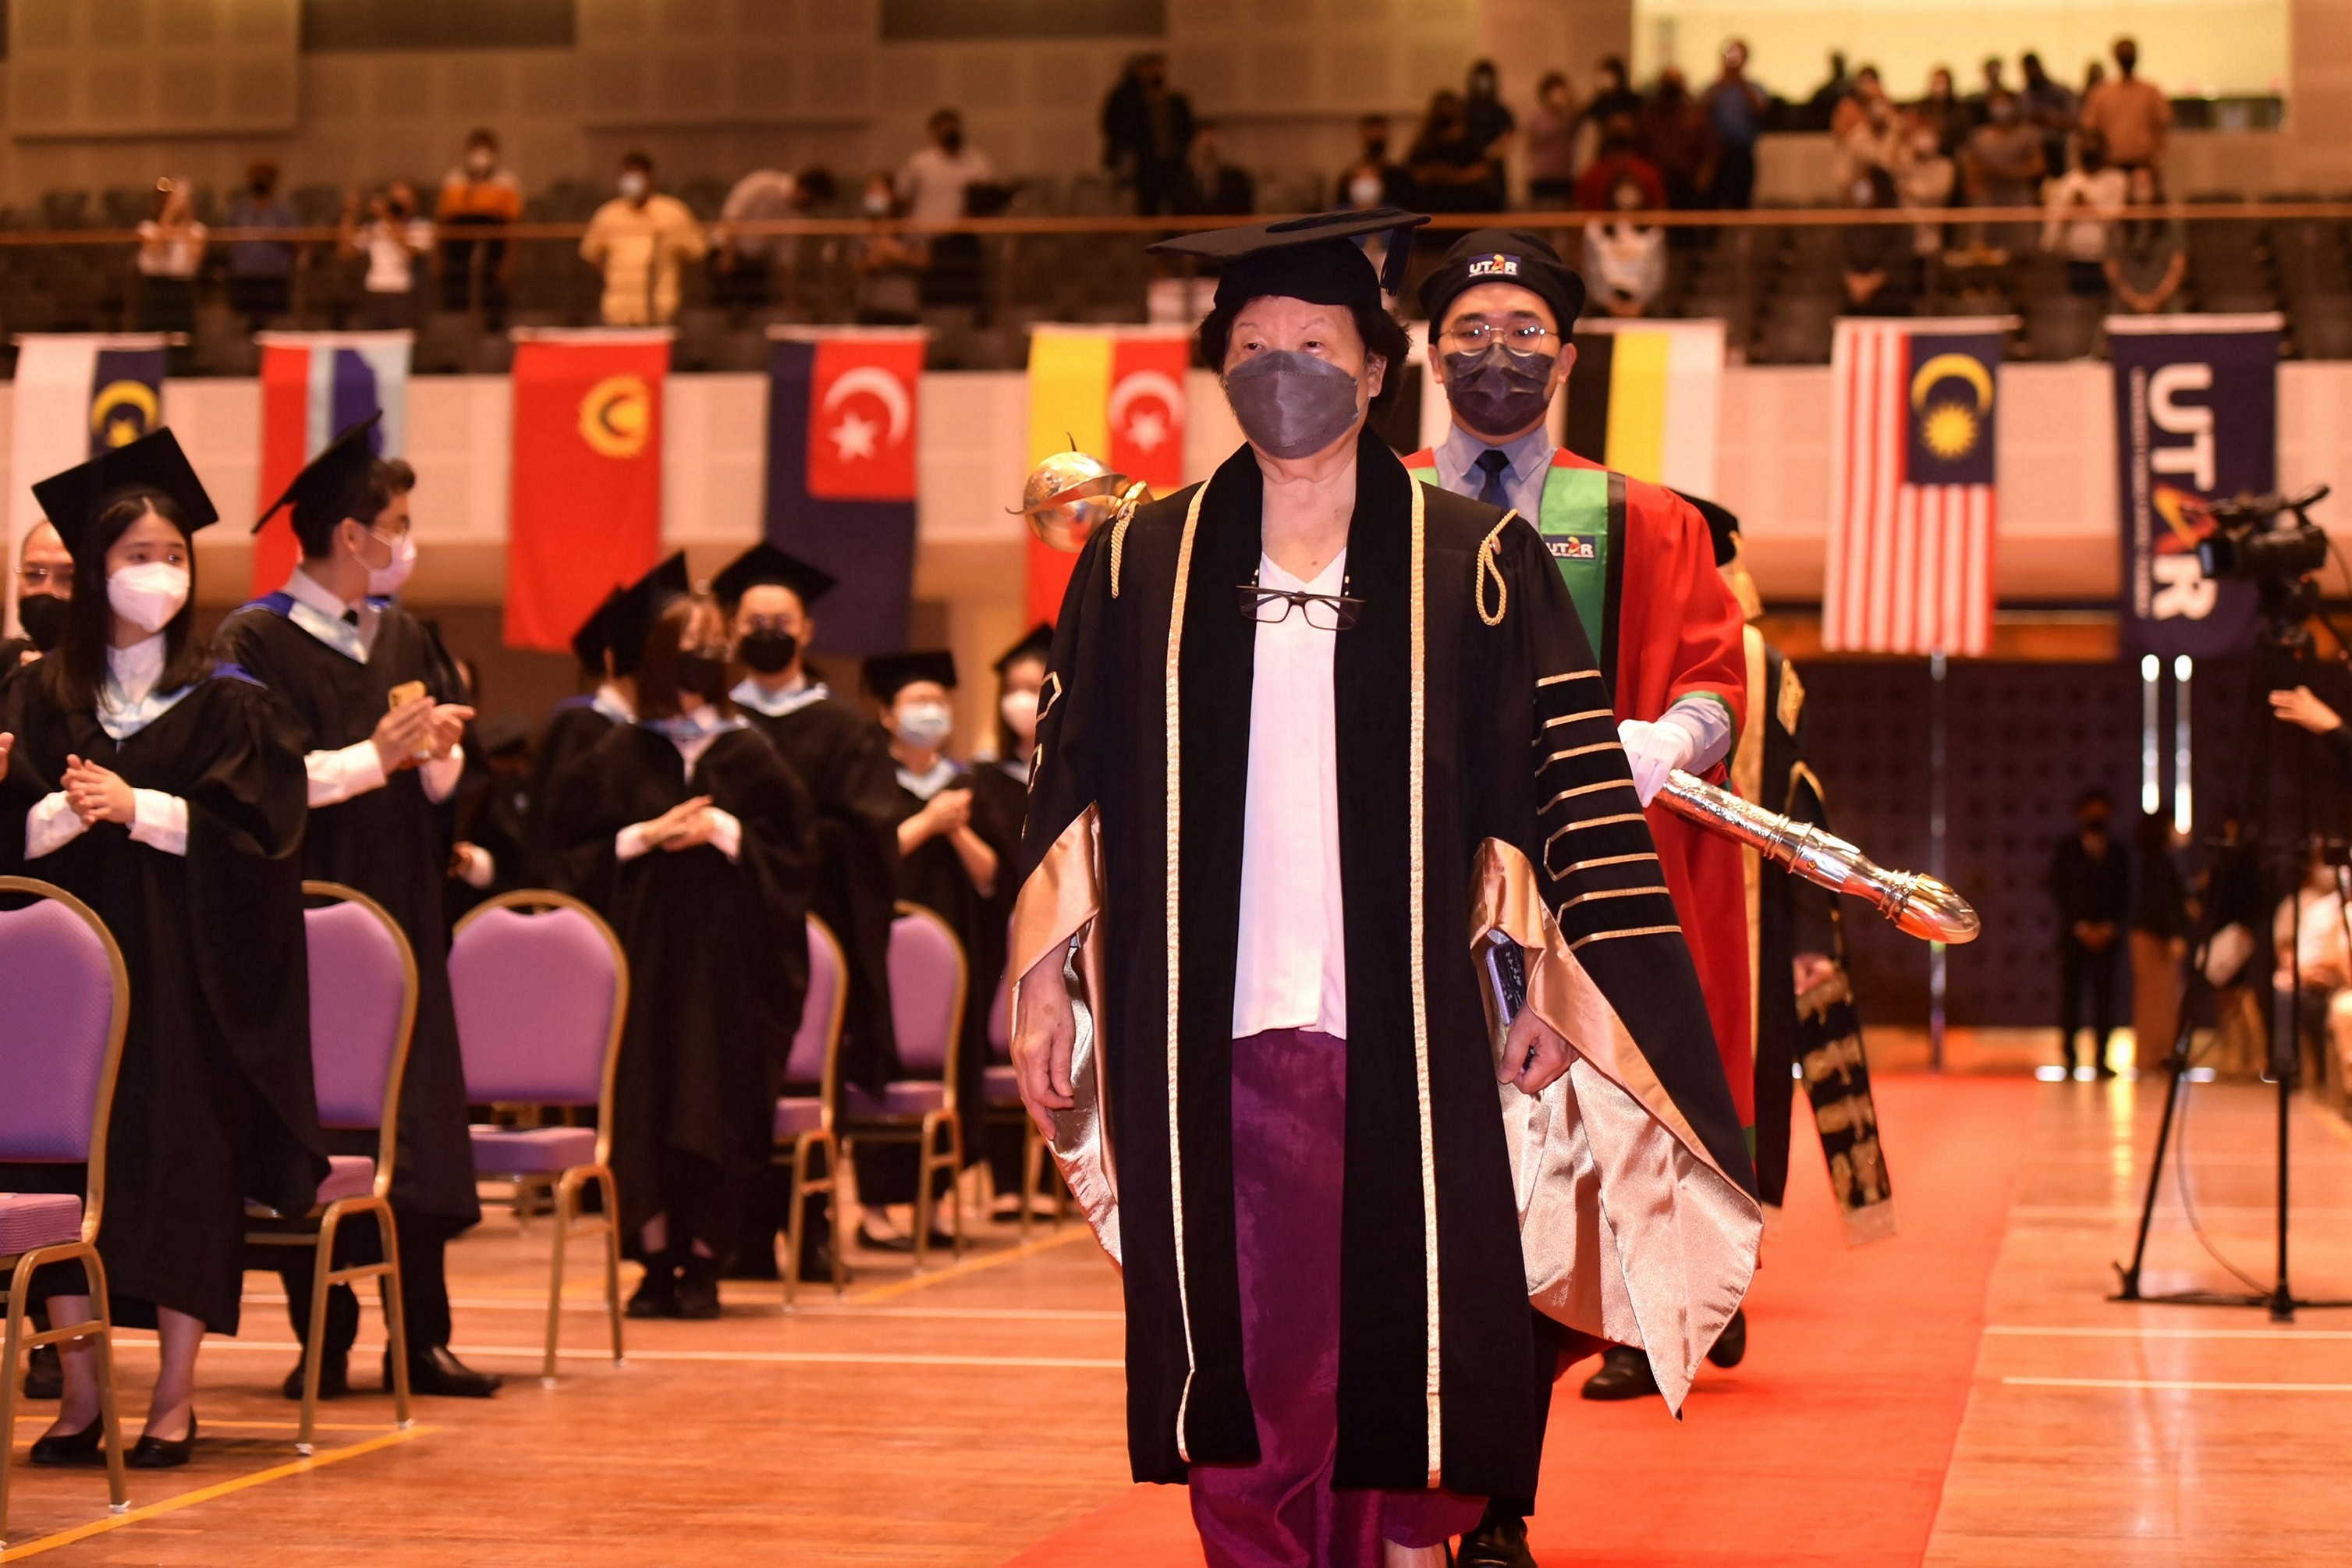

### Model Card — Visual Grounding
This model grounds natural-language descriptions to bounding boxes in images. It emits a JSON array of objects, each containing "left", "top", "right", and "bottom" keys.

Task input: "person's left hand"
[
  {"left": 663, "top": 807, "right": 716, "bottom": 851},
  {"left": 422, "top": 703, "right": 474, "bottom": 760},
  {"left": 62, "top": 754, "right": 134, "bottom": 825},
  {"left": 1793, "top": 951, "right": 1838, "bottom": 995},
  {"left": 2270, "top": 686, "right": 2343, "bottom": 736},
  {"left": 1499, "top": 1006, "right": 1572, "bottom": 1095}
]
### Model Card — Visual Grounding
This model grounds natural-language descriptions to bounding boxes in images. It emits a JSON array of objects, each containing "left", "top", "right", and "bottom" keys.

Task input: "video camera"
[{"left": 2197, "top": 484, "right": 2332, "bottom": 583}]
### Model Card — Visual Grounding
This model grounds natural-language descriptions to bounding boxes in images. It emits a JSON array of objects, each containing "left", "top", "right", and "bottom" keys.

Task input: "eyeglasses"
[
  {"left": 14, "top": 564, "right": 66, "bottom": 591},
  {"left": 1440, "top": 322, "right": 1557, "bottom": 352},
  {"left": 1236, "top": 581, "right": 1364, "bottom": 631}
]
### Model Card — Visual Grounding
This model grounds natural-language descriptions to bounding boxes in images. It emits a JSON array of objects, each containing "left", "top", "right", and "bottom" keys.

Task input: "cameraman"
[{"left": 2270, "top": 685, "right": 2352, "bottom": 780}]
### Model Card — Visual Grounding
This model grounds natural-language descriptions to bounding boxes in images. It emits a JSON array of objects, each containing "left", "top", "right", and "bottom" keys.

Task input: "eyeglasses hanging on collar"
[{"left": 1235, "top": 567, "right": 1364, "bottom": 631}]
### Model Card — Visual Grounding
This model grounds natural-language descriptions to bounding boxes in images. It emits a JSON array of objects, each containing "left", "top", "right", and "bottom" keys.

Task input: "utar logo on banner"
[{"left": 2111, "top": 314, "right": 2279, "bottom": 658}]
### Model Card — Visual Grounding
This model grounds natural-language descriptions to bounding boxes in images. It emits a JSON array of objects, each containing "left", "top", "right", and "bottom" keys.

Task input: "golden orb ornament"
[{"left": 1016, "top": 449, "right": 1154, "bottom": 552}]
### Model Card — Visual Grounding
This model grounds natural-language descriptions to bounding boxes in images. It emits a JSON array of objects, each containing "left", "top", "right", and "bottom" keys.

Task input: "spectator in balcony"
[
  {"left": 581, "top": 152, "right": 708, "bottom": 327},
  {"left": 1641, "top": 67, "right": 1717, "bottom": 211},
  {"left": 1841, "top": 166, "right": 1915, "bottom": 316},
  {"left": 223, "top": 160, "right": 298, "bottom": 331},
  {"left": 1960, "top": 89, "right": 2046, "bottom": 259},
  {"left": 1829, "top": 64, "right": 1885, "bottom": 140},
  {"left": 1702, "top": 38, "right": 1769, "bottom": 211},
  {"left": 1574, "top": 113, "right": 1667, "bottom": 211},
  {"left": 436, "top": 129, "right": 523, "bottom": 326},
  {"left": 1800, "top": 51, "right": 1854, "bottom": 132},
  {"left": 1172, "top": 121, "right": 1254, "bottom": 216},
  {"left": 1525, "top": 72, "right": 1580, "bottom": 207},
  {"left": 1335, "top": 113, "right": 1413, "bottom": 211},
  {"left": 1964, "top": 55, "right": 2009, "bottom": 130},
  {"left": 851, "top": 174, "right": 924, "bottom": 327},
  {"left": 899, "top": 108, "right": 994, "bottom": 228},
  {"left": 1895, "top": 118, "right": 1956, "bottom": 257},
  {"left": 1102, "top": 52, "right": 1194, "bottom": 217},
  {"left": 2042, "top": 133, "right": 2126, "bottom": 296},
  {"left": 1830, "top": 73, "right": 1906, "bottom": 191},
  {"left": 133, "top": 178, "right": 206, "bottom": 337},
  {"left": 1910, "top": 67, "right": 1968, "bottom": 158},
  {"left": 715, "top": 166, "right": 835, "bottom": 310},
  {"left": 1584, "top": 175, "right": 1667, "bottom": 318},
  {"left": 2018, "top": 52, "right": 2081, "bottom": 186},
  {"left": 341, "top": 181, "right": 434, "bottom": 332},
  {"left": 2079, "top": 36, "right": 2169, "bottom": 172},
  {"left": 1584, "top": 55, "right": 1644, "bottom": 137},
  {"left": 1462, "top": 59, "right": 1516, "bottom": 208},
  {"left": 1408, "top": 90, "right": 1502, "bottom": 215},
  {"left": 2106, "top": 164, "right": 2186, "bottom": 315}
]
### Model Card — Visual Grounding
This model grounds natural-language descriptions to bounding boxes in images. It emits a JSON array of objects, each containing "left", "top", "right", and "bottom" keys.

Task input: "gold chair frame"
[
  {"left": 842, "top": 901, "right": 969, "bottom": 1273},
  {"left": 0, "top": 878, "right": 132, "bottom": 1541},
  {"left": 773, "top": 914, "right": 850, "bottom": 1310},
  {"left": 244, "top": 880, "right": 417, "bottom": 1456},
  {"left": 452, "top": 889, "right": 629, "bottom": 1386}
]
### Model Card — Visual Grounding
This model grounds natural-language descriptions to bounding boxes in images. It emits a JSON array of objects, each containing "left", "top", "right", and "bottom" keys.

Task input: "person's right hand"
[
  {"left": 927, "top": 787, "right": 974, "bottom": 832},
  {"left": 1010, "top": 945, "right": 1077, "bottom": 1138},
  {"left": 0, "top": 732, "right": 12, "bottom": 782},
  {"left": 2270, "top": 686, "right": 2344, "bottom": 736},
  {"left": 371, "top": 699, "right": 435, "bottom": 773},
  {"left": 645, "top": 795, "right": 715, "bottom": 846}
]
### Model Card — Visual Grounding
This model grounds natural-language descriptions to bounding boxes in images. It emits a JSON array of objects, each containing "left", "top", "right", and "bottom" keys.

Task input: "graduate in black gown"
[
  {"left": 714, "top": 542, "right": 899, "bottom": 1280},
  {"left": 212, "top": 419, "right": 501, "bottom": 1400},
  {"left": 856, "top": 650, "right": 1016, "bottom": 1249},
  {"left": 968, "top": 623, "right": 1050, "bottom": 1209},
  {"left": 542, "top": 593, "right": 817, "bottom": 1318},
  {"left": 444, "top": 713, "right": 536, "bottom": 925},
  {"left": 0, "top": 431, "right": 325, "bottom": 1467}
]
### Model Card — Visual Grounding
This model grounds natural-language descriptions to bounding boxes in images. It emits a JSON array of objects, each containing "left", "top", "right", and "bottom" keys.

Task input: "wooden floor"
[{"left": 5, "top": 1037, "right": 2351, "bottom": 1564}]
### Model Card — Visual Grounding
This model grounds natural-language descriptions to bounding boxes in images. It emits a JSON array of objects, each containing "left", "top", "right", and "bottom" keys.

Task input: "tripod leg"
[{"left": 2113, "top": 1007, "right": 2196, "bottom": 1300}]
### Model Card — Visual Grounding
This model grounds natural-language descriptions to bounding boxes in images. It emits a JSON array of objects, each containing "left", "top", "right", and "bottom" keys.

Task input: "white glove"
[{"left": 1616, "top": 716, "right": 1694, "bottom": 807}]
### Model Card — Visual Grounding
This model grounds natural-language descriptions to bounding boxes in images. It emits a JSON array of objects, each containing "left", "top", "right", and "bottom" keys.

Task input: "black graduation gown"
[
  {"left": 542, "top": 722, "right": 816, "bottom": 1244},
  {"left": 214, "top": 598, "right": 481, "bottom": 1226},
  {"left": 0, "top": 669, "right": 327, "bottom": 1332},
  {"left": 444, "top": 754, "right": 534, "bottom": 926},
  {"left": 524, "top": 697, "right": 624, "bottom": 896},
  {"left": 736, "top": 689, "right": 902, "bottom": 1091},
  {"left": 1016, "top": 433, "right": 1757, "bottom": 1495}
]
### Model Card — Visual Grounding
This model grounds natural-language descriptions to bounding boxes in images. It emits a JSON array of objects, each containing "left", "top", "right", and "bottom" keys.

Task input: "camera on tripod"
[{"left": 2197, "top": 484, "right": 2332, "bottom": 583}]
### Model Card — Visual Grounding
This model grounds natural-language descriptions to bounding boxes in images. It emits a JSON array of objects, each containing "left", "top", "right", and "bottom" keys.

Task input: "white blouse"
[
  {"left": 25, "top": 635, "right": 190, "bottom": 860},
  {"left": 1230, "top": 548, "right": 1350, "bottom": 1041}
]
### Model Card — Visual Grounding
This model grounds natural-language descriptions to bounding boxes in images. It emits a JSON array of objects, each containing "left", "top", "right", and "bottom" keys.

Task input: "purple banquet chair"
[
  {"left": 772, "top": 914, "right": 848, "bottom": 1308},
  {"left": 841, "top": 903, "right": 969, "bottom": 1272},
  {"left": 450, "top": 891, "right": 628, "bottom": 1385},
  {"left": 245, "top": 881, "right": 416, "bottom": 1456},
  {"left": 980, "top": 949, "right": 1067, "bottom": 1240},
  {"left": 0, "top": 877, "right": 130, "bottom": 1537}
]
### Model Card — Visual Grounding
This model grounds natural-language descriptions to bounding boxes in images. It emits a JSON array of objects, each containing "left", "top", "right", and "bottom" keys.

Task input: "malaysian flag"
[{"left": 1822, "top": 318, "right": 2003, "bottom": 656}]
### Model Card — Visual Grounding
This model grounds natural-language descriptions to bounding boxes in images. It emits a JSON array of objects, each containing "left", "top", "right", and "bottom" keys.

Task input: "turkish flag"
[
  {"left": 1107, "top": 335, "right": 1190, "bottom": 494},
  {"left": 505, "top": 333, "right": 669, "bottom": 652},
  {"left": 804, "top": 336, "right": 921, "bottom": 500}
]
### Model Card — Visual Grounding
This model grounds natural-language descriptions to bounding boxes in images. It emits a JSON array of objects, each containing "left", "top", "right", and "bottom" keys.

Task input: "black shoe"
[
  {"left": 397, "top": 1344, "right": 502, "bottom": 1398},
  {"left": 280, "top": 1350, "right": 349, "bottom": 1401},
  {"left": 1456, "top": 1504, "right": 1536, "bottom": 1568},
  {"left": 795, "top": 1242, "right": 847, "bottom": 1286},
  {"left": 674, "top": 1253, "right": 722, "bottom": 1320},
  {"left": 1580, "top": 1344, "right": 1660, "bottom": 1401},
  {"left": 128, "top": 1413, "right": 197, "bottom": 1469},
  {"left": 27, "top": 1416, "right": 108, "bottom": 1467},
  {"left": 23, "top": 1342, "right": 62, "bottom": 1399},
  {"left": 626, "top": 1259, "right": 679, "bottom": 1318},
  {"left": 1707, "top": 1308, "right": 1747, "bottom": 1368}
]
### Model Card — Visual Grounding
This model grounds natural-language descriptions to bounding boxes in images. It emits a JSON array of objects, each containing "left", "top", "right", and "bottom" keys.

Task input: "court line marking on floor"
[
  {"left": 121, "top": 1339, "right": 1125, "bottom": 1371},
  {"left": 12, "top": 1417, "right": 399, "bottom": 1433},
  {"left": 0, "top": 1424, "right": 430, "bottom": 1561},
  {"left": 841, "top": 1225, "right": 1094, "bottom": 1305},
  {"left": 2003, "top": 1375, "right": 2352, "bottom": 1393},
  {"left": 1987, "top": 1325, "right": 2352, "bottom": 1341}
]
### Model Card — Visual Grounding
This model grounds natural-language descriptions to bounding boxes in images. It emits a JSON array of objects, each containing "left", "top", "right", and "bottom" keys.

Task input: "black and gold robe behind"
[{"left": 1011, "top": 432, "right": 1760, "bottom": 1498}]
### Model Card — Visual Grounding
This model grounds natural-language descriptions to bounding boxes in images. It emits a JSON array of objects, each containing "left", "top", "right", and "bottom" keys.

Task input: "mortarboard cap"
[
  {"left": 607, "top": 552, "right": 692, "bottom": 679},
  {"left": 1148, "top": 207, "right": 1430, "bottom": 315},
  {"left": 1417, "top": 228, "right": 1588, "bottom": 336},
  {"left": 992, "top": 623, "right": 1053, "bottom": 676},
  {"left": 570, "top": 587, "right": 623, "bottom": 673},
  {"left": 252, "top": 413, "right": 384, "bottom": 535},
  {"left": 1680, "top": 493, "right": 1741, "bottom": 568},
  {"left": 34, "top": 427, "right": 219, "bottom": 569},
  {"left": 863, "top": 649, "right": 959, "bottom": 702},
  {"left": 711, "top": 542, "right": 838, "bottom": 612}
]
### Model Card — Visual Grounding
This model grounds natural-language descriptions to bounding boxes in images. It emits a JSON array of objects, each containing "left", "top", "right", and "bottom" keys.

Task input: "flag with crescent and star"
[
  {"left": 1023, "top": 324, "right": 1190, "bottom": 624},
  {"left": 1823, "top": 318, "right": 2004, "bottom": 657},
  {"left": 764, "top": 328, "right": 925, "bottom": 655},
  {"left": 504, "top": 328, "right": 670, "bottom": 653},
  {"left": 6, "top": 334, "right": 169, "bottom": 629}
]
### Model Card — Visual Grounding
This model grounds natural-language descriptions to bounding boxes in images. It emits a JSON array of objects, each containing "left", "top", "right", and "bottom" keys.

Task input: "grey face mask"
[
  {"left": 1221, "top": 350, "right": 1363, "bottom": 460},
  {"left": 1442, "top": 342, "right": 1557, "bottom": 439}
]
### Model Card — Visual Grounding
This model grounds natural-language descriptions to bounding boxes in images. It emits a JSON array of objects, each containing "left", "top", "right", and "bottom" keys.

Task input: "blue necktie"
[{"left": 1474, "top": 448, "right": 1513, "bottom": 510}]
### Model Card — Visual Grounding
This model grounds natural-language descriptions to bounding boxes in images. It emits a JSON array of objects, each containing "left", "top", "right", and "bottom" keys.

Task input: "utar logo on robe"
[
  {"left": 90, "top": 379, "right": 158, "bottom": 447},
  {"left": 578, "top": 374, "right": 652, "bottom": 459}
]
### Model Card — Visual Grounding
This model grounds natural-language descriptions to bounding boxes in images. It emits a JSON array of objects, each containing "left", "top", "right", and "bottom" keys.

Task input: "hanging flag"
[
  {"left": 6, "top": 334, "right": 169, "bottom": 629},
  {"left": 765, "top": 327, "right": 924, "bottom": 655},
  {"left": 1822, "top": 318, "right": 2005, "bottom": 658},
  {"left": 1024, "top": 325, "right": 1190, "bottom": 624},
  {"left": 251, "top": 330, "right": 413, "bottom": 594},
  {"left": 1561, "top": 317, "right": 1725, "bottom": 498},
  {"left": 2110, "top": 314, "right": 2279, "bottom": 659},
  {"left": 506, "top": 328, "right": 669, "bottom": 653}
]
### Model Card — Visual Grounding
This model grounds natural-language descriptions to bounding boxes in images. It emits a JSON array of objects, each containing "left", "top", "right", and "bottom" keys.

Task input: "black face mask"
[
  {"left": 16, "top": 592, "right": 68, "bottom": 654},
  {"left": 940, "top": 131, "right": 964, "bottom": 153},
  {"left": 677, "top": 647, "right": 730, "bottom": 701},
  {"left": 739, "top": 628, "right": 798, "bottom": 675},
  {"left": 1442, "top": 342, "right": 1558, "bottom": 440}
]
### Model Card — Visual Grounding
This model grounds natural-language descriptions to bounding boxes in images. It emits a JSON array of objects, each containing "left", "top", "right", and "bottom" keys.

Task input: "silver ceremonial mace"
[{"left": 1657, "top": 769, "right": 1981, "bottom": 944}]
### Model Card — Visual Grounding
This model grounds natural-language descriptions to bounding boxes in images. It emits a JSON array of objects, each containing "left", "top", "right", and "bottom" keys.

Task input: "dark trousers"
[
  {"left": 1712, "top": 142, "right": 1758, "bottom": 211},
  {"left": 1490, "top": 1306, "right": 1570, "bottom": 1518},
  {"left": 2057, "top": 938, "right": 2123, "bottom": 1067},
  {"left": 277, "top": 1206, "right": 459, "bottom": 1357}
]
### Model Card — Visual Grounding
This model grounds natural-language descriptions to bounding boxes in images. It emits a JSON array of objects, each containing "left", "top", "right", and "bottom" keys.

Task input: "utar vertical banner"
[{"left": 2111, "top": 314, "right": 2279, "bottom": 658}]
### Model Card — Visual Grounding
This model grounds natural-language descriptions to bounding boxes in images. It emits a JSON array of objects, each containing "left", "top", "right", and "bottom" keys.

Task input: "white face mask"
[
  {"left": 619, "top": 171, "right": 649, "bottom": 200},
  {"left": 895, "top": 700, "right": 953, "bottom": 748},
  {"left": 367, "top": 531, "right": 417, "bottom": 598},
  {"left": 1348, "top": 173, "right": 1384, "bottom": 208},
  {"left": 999, "top": 688, "right": 1039, "bottom": 743},
  {"left": 467, "top": 151, "right": 495, "bottom": 176},
  {"left": 108, "top": 561, "right": 190, "bottom": 635}
]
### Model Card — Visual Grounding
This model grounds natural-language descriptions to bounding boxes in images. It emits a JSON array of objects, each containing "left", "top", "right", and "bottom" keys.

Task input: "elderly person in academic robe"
[{"left": 1006, "top": 208, "right": 1761, "bottom": 1568}]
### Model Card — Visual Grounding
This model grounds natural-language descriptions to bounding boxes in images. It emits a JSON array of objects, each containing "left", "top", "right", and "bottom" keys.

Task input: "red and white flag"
[{"left": 1822, "top": 318, "right": 2004, "bottom": 657}]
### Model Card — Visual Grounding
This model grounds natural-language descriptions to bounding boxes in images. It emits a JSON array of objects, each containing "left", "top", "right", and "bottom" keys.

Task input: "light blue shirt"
[{"left": 1433, "top": 420, "right": 1556, "bottom": 525}]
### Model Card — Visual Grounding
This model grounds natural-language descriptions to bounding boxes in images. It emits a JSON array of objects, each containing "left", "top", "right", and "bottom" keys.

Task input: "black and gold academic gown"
[
  {"left": 0, "top": 668, "right": 327, "bottom": 1331},
  {"left": 1010, "top": 433, "right": 1762, "bottom": 1497},
  {"left": 215, "top": 597, "right": 481, "bottom": 1228},
  {"left": 542, "top": 720, "right": 816, "bottom": 1244},
  {"left": 523, "top": 693, "right": 628, "bottom": 896}
]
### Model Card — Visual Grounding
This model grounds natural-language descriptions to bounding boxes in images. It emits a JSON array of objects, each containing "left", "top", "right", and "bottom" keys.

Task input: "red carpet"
[{"left": 1008, "top": 1075, "right": 2032, "bottom": 1566}]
